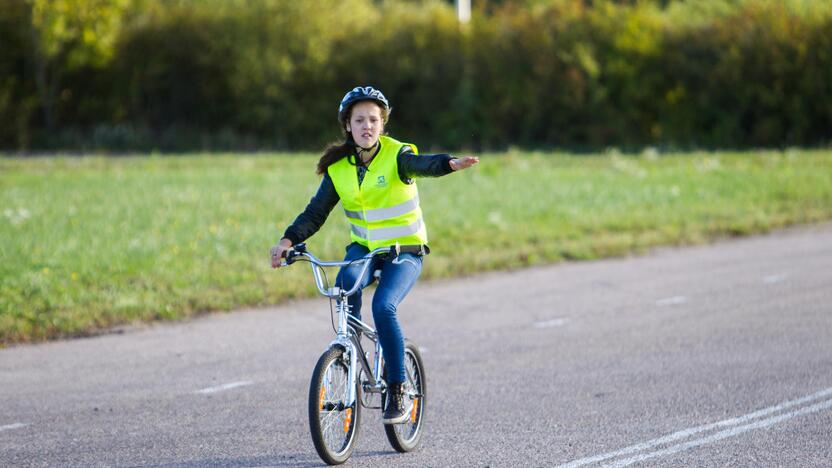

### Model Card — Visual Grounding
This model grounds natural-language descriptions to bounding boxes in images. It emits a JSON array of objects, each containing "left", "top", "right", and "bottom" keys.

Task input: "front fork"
[{"left": 329, "top": 294, "right": 385, "bottom": 407}]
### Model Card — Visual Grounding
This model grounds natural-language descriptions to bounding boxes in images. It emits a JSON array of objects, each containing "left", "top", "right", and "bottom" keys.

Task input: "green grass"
[{"left": 2, "top": 150, "right": 832, "bottom": 345}]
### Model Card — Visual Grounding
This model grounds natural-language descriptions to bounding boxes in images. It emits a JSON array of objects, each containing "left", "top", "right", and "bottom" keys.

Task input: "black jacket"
[{"left": 282, "top": 146, "right": 455, "bottom": 245}]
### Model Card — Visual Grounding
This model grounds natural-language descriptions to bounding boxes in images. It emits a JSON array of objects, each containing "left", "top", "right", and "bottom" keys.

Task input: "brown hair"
[{"left": 316, "top": 103, "right": 390, "bottom": 175}]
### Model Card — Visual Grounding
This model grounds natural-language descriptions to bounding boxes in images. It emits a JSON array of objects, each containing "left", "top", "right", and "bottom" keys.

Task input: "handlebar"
[{"left": 280, "top": 243, "right": 424, "bottom": 298}]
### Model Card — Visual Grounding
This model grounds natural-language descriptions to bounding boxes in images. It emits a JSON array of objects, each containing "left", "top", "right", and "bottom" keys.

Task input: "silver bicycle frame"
[{"left": 289, "top": 247, "right": 390, "bottom": 407}]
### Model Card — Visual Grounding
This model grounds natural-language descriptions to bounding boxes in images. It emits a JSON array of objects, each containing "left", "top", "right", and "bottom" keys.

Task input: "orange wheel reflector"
[
  {"left": 344, "top": 408, "right": 352, "bottom": 433},
  {"left": 410, "top": 398, "right": 419, "bottom": 423},
  {"left": 320, "top": 386, "right": 326, "bottom": 410}
]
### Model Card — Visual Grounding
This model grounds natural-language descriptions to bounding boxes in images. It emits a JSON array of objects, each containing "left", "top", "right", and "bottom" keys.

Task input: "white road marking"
[
  {"left": 607, "top": 397, "right": 832, "bottom": 467},
  {"left": 656, "top": 296, "right": 687, "bottom": 306},
  {"left": 533, "top": 319, "right": 568, "bottom": 329},
  {"left": 557, "top": 386, "right": 832, "bottom": 468},
  {"left": 0, "top": 423, "right": 27, "bottom": 432},
  {"left": 195, "top": 381, "right": 254, "bottom": 395},
  {"left": 763, "top": 274, "right": 787, "bottom": 284}
]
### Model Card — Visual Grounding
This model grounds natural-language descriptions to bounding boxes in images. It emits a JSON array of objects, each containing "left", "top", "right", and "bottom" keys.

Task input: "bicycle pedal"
[{"left": 362, "top": 381, "right": 384, "bottom": 392}]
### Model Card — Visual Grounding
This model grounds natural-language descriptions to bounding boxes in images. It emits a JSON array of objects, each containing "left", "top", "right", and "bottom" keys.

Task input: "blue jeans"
[{"left": 335, "top": 243, "right": 423, "bottom": 384}]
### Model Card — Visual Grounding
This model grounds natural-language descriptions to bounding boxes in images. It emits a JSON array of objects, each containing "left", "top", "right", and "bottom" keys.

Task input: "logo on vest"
[{"left": 375, "top": 175, "right": 388, "bottom": 188}]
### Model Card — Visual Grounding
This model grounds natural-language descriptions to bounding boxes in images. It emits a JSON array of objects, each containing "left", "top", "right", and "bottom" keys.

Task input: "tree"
[{"left": 27, "top": 0, "right": 131, "bottom": 131}]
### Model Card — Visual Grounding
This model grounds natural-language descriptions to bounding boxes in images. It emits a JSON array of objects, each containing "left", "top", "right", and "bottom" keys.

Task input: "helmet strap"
[{"left": 356, "top": 141, "right": 380, "bottom": 163}]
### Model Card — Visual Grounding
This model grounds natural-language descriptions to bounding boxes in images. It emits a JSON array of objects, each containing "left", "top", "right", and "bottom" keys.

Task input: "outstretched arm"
[{"left": 397, "top": 147, "right": 479, "bottom": 181}]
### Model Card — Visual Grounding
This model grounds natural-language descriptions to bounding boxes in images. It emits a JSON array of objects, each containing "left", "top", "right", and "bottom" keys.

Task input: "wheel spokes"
[
  {"left": 395, "top": 352, "right": 422, "bottom": 439},
  {"left": 318, "top": 358, "right": 353, "bottom": 453}
]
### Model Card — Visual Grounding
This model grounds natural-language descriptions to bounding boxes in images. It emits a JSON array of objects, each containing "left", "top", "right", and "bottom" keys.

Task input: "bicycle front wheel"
[
  {"left": 384, "top": 339, "right": 426, "bottom": 452},
  {"left": 309, "top": 346, "right": 361, "bottom": 465}
]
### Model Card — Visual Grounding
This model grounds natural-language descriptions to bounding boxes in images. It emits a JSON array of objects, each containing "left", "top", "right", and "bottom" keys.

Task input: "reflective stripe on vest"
[
  {"left": 344, "top": 194, "right": 420, "bottom": 222},
  {"left": 350, "top": 217, "right": 424, "bottom": 241}
]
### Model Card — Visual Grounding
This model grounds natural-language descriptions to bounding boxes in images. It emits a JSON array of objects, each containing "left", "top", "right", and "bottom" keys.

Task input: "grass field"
[{"left": 2, "top": 150, "right": 832, "bottom": 345}]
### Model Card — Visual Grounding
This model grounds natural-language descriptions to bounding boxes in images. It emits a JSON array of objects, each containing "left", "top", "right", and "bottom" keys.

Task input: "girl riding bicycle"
[{"left": 271, "top": 86, "right": 478, "bottom": 424}]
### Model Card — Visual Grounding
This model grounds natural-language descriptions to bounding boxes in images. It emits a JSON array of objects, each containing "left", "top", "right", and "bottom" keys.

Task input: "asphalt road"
[{"left": 2, "top": 224, "right": 831, "bottom": 467}]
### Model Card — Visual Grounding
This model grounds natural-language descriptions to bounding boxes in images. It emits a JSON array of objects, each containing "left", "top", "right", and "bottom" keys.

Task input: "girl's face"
[{"left": 346, "top": 101, "right": 384, "bottom": 149}]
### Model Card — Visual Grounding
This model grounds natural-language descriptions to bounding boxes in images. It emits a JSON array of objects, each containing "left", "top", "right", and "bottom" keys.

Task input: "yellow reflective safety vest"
[{"left": 327, "top": 135, "right": 428, "bottom": 250}]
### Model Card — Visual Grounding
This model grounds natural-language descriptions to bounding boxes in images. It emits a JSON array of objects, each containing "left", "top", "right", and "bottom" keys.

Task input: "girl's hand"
[
  {"left": 270, "top": 238, "right": 293, "bottom": 268},
  {"left": 450, "top": 156, "right": 479, "bottom": 171}
]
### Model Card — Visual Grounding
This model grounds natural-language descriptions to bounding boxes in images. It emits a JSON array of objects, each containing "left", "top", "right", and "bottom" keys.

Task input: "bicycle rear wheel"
[
  {"left": 309, "top": 346, "right": 361, "bottom": 465},
  {"left": 383, "top": 339, "right": 426, "bottom": 452}
]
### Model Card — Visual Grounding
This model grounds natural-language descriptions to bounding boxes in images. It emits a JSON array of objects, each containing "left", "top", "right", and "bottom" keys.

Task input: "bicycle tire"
[
  {"left": 308, "top": 345, "right": 361, "bottom": 465},
  {"left": 383, "top": 339, "right": 426, "bottom": 452}
]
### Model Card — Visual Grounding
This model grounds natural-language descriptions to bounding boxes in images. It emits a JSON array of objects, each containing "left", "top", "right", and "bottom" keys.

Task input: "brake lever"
[{"left": 284, "top": 249, "right": 298, "bottom": 265}]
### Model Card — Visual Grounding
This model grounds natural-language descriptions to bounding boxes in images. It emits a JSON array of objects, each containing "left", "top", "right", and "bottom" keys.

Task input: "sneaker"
[{"left": 382, "top": 382, "right": 412, "bottom": 424}]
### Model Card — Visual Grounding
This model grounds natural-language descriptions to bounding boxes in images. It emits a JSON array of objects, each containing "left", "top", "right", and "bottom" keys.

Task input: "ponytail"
[{"left": 316, "top": 137, "right": 356, "bottom": 175}]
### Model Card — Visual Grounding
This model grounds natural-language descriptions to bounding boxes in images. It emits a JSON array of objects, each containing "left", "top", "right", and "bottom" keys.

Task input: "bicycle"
[{"left": 281, "top": 242, "right": 427, "bottom": 465}]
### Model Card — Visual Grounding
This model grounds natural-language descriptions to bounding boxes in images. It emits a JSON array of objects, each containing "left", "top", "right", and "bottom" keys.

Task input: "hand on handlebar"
[{"left": 270, "top": 238, "right": 293, "bottom": 268}]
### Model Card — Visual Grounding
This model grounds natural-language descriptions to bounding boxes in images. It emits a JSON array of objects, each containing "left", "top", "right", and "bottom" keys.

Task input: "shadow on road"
[
  {"left": 130, "top": 453, "right": 321, "bottom": 468},
  {"left": 131, "top": 449, "right": 400, "bottom": 467}
]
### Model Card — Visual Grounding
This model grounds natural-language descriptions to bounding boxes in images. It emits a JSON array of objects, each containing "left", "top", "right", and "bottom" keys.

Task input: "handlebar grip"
[
  {"left": 284, "top": 250, "right": 298, "bottom": 265},
  {"left": 283, "top": 242, "right": 306, "bottom": 265}
]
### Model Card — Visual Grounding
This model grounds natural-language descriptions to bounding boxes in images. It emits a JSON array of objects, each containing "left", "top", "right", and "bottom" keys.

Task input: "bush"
[{"left": 1, "top": 0, "right": 831, "bottom": 152}]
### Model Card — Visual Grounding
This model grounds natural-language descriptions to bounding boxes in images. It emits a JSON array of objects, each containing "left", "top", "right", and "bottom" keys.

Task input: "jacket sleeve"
[
  {"left": 281, "top": 174, "right": 340, "bottom": 245},
  {"left": 397, "top": 146, "right": 454, "bottom": 183}
]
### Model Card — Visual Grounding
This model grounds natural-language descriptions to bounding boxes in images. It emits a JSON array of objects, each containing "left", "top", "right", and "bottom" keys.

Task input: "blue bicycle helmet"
[{"left": 338, "top": 86, "right": 390, "bottom": 123}]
